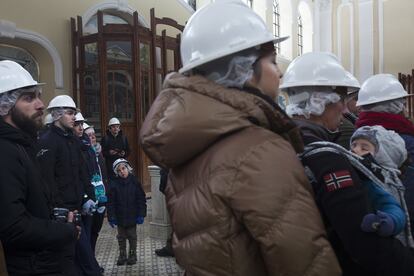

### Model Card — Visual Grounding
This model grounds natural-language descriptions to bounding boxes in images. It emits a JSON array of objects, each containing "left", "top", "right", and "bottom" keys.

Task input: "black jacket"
[
  {"left": 79, "top": 133, "right": 100, "bottom": 179},
  {"left": 37, "top": 125, "right": 94, "bottom": 211},
  {"left": 0, "top": 119, "right": 75, "bottom": 275},
  {"left": 297, "top": 119, "right": 414, "bottom": 276},
  {"left": 107, "top": 174, "right": 146, "bottom": 227},
  {"left": 101, "top": 130, "right": 130, "bottom": 179}
]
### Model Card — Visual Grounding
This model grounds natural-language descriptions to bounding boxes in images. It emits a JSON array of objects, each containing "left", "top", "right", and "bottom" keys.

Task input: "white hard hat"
[
  {"left": 112, "top": 158, "right": 130, "bottom": 174},
  {"left": 43, "top": 113, "right": 53, "bottom": 125},
  {"left": 280, "top": 52, "right": 360, "bottom": 93},
  {"left": 0, "top": 60, "right": 45, "bottom": 94},
  {"left": 356, "top": 74, "right": 412, "bottom": 107},
  {"left": 179, "top": 0, "right": 288, "bottom": 74},
  {"left": 108, "top": 117, "right": 120, "bottom": 126},
  {"left": 47, "top": 95, "right": 76, "bottom": 110},
  {"left": 83, "top": 122, "right": 92, "bottom": 130},
  {"left": 75, "top": 112, "right": 85, "bottom": 122}
]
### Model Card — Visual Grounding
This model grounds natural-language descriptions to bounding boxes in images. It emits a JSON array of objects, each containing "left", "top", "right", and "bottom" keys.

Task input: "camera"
[
  {"left": 73, "top": 213, "right": 82, "bottom": 226},
  {"left": 53, "top": 208, "right": 69, "bottom": 223},
  {"left": 52, "top": 208, "right": 82, "bottom": 226}
]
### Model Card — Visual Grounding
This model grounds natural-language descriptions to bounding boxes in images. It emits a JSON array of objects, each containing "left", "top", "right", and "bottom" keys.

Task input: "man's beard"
[{"left": 11, "top": 107, "right": 43, "bottom": 137}]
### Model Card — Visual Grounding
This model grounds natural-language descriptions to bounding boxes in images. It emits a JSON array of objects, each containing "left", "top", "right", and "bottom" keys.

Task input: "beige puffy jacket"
[{"left": 140, "top": 73, "right": 341, "bottom": 276}]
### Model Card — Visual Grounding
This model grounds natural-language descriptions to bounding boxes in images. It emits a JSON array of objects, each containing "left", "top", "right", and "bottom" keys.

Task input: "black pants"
[
  {"left": 75, "top": 219, "right": 101, "bottom": 276},
  {"left": 61, "top": 239, "right": 78, "bottom": 276},
  {"left": 90, "top": 211, "right": 105, "bottom": 253}
]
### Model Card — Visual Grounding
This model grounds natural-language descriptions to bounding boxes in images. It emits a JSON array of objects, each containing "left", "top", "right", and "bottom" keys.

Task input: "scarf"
[{"left": 356, "top": 112, "right": 414, "bottom": 136}]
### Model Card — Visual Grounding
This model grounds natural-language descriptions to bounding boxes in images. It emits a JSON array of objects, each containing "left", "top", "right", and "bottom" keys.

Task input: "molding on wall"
[
  {"left": 82, "top": 0, "right": 149, "bottom": 28},
  {"left": 336, "top": 0, "right": 354, "bottom": 74},
  {"left": 176, "top": 0, "right": 195, "bottom": 13},
  {"left": 314, "top": 0, "right": 320, "bottom": 51},
  {"left": 0, "top": 19, "right": 64, "bottom": 88},
  {"left": 316, "top": 0, "right": 332, "bottom": 52},
  {"left": 378, "top": 0, "right": 384, "bottom": 73},
  {"left": 358, "top": 0, "right": 374, "bottom": 81}
]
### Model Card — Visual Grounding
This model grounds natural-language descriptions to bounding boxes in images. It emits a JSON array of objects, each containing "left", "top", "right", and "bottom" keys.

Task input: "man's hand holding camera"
[{"left": 53, "top": 208, "right": 82, "bottom": 239}]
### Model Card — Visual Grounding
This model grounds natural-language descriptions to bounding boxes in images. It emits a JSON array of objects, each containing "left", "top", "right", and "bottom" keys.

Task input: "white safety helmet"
[
  {"left": 356, "top": 74, "right": 412, "bottom": 107},
  {"left": 112, "top": 158, "right": 131, "bottom": 174},
  {"left": 75, "top": 112, "right": 85, "bottom": 122},
  {"left": 179, "top": 0, "right": 288, "bottom": 74},
  {"left": 0, "top": 60, "right": 44, "bottom": 94},
  {"left": 280, "top": 52, "right": 360, "bottom": 93},
  {"left": 83, "top": 122, "right": 92, "bottom": 130},
  {"left": 47, "top": 95, "right": 76, "bottom": 110},
  {"left": 43, "top": 113, "right": 53, "bottom": 125},
  {"left": 108, "top": 117, "right": 120, "bottom": 126}
]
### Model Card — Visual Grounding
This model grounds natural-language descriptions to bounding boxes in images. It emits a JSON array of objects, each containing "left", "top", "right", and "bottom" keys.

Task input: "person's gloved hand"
[
  {"left": 136, "top": 216, "right": 144, "bottom": 225},
  {"left": 361, "top": 210, "right": 395, "bottom": 236},
  {"left": 108, "top": 218, "right": 117, "bottom": 228},
  {"left": 82, "top": 199, "right": 96, "bottom": 216},
  {"left": 98, "top": 195, "right": 108, "bottom": 204}
]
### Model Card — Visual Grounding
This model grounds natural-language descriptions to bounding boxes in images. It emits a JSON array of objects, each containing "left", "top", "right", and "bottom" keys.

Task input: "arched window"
[
  {"left": 0, "top": 44, "right": 39, "bottom": 81},
  {"left": 272, "top": 0, "right": 281, "bottom": 54},
  {"left": 84, "top": 13, "right": 130, "bottom": 34},
  {"left": 297, "top": 15, "right": 303, "bottom": 56}
]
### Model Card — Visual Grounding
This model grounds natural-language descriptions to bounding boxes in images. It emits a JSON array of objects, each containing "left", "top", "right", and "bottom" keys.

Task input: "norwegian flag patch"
[{"left": 323, "top": 170, "right": 354, "bottom": 192}]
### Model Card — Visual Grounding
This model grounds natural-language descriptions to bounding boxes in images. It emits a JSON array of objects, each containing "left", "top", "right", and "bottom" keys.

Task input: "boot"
[
  {"left": 127, "top": 239, "right": 137, "bottom": 265},
  {"left": 155, "top": 246, "right": 174, "bottom": 257},
  {"left": 117, "top": 240, "right": 127, "bottom": 266},
  {"left": 126, "top": 249, "right": 137, "bottom": 265}
]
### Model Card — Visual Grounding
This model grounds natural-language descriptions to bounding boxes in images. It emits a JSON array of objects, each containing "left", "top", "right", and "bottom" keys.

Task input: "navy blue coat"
[
  {"left": 296, "top": 119, "right": 414, "bottom": 276},
  {"left": 107, "top": 174, "right": 146, "bottom": 227},
  {"left": 38, "top": 125, "right": 95, "bottom": 210}
]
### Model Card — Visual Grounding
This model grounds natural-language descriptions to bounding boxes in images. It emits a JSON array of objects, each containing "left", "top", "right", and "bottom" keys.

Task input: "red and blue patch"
[{"left": 323, "top": 170, "right": 353, "bottom": 192}]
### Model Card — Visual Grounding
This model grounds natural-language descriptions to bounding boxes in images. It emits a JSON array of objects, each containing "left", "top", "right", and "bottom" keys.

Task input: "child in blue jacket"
[
  {"left": 107, "top": 158, "right": 147, "bottom": 265},
  {"left": 350, "top": 125, "right": 410, "bottom": 242}
]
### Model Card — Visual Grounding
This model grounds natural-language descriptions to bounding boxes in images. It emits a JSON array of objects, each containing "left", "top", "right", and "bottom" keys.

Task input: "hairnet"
[
  {"left": 0, "top": 86, "right": 41, "bottom": 116},
  {"left": 360, "top": 98, "right": 406, "bottom": 114},
  {"left": 195, "top": 47, "right": 259, "bottom": 88},
  {"left": 50, "top": 107, "right": 65, "bottom": 121},
  {"left": 285, "top": 86, "right": 341, "bottom": 118},
  {"left": 84, "top": 127, "right": 95, "bottom": 135}
]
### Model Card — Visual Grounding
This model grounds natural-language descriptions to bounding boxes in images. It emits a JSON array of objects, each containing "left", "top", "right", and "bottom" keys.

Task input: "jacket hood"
[
  {"left": 140, "top": 73, "right": 302, "bottom": 168},
  {"left": 294, "top": 118, "right": 340, "bottom": 146},
  {"left": 0, "top": 117, "right": 32, "bottom": 146}
]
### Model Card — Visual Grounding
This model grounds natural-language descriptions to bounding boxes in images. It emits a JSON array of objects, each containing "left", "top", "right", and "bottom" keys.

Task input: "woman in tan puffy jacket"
[{"left": 140, "top": 1, "right": 340, "bottom": 275}]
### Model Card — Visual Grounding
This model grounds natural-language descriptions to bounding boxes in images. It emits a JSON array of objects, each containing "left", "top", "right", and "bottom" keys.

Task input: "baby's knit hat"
[{"left": 351, "top": 125, "right": 407, "bottom": 170}]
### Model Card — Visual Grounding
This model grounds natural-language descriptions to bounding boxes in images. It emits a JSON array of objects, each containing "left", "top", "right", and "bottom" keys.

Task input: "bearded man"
[{"left": 0, "top": 60, "right": 77, "bottom": 275}]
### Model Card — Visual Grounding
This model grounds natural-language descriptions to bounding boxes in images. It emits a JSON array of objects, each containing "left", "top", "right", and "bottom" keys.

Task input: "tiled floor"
[{"left": 95, "top": 199, "right": 183, "bottom": 275}]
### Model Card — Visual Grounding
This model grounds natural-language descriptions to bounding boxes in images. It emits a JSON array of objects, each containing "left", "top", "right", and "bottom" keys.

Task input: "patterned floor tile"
[{"left": 95, "top": 199, "right": 183, "bottom": 275}]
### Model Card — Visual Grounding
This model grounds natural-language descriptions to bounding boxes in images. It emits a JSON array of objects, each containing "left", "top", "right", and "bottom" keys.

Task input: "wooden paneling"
[
  {"left": 71, "top": 9, "right": 183, "bottom": 192},
  {"left": 399, "top": 70, "right": 414, "bottom": 119}
]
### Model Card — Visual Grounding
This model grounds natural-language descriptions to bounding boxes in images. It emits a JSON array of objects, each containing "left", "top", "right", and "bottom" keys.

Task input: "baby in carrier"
[
  {"left": 301, "top": 125, "right": 413, "bottom": 247},
  {"left": 350, "top": 125, "right": 410, "bottom": 240}
]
